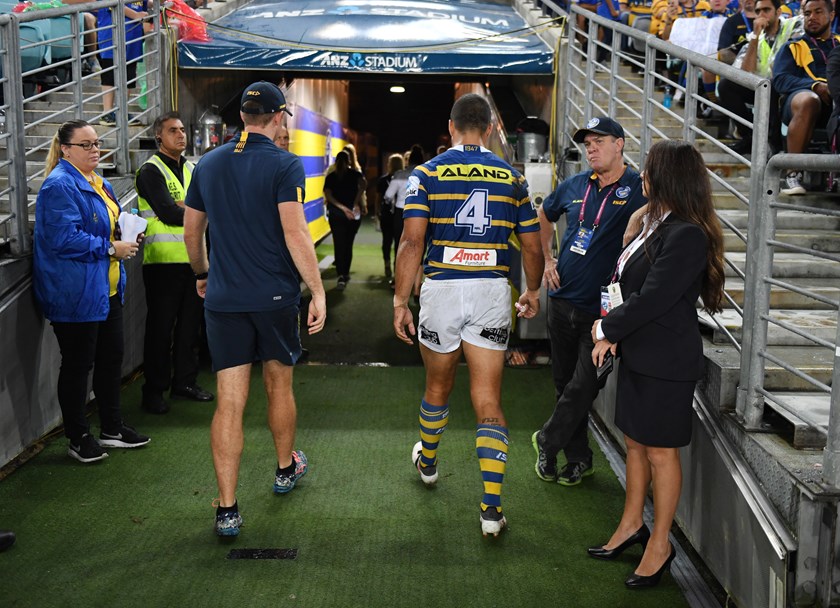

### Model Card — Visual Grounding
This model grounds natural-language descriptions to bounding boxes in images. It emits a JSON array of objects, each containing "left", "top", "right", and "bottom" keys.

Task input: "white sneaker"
[
  {"left": 412, "top": 441, "right": 438, "bottom": 486},
  {"left": 781, "top": 172, "right": 806, "bottom": 196},
  {"left": 480, "top": 507, "right": 507, "bottom": 537}
]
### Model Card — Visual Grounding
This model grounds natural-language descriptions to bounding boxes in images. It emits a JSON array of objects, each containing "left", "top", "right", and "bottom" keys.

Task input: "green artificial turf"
[{"left": 0, "top": 222, "right": 690, "bottom": 607}]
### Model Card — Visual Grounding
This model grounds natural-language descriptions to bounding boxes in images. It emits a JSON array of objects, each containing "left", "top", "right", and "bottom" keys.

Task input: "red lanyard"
[
  {"left": 579, "top": 180, "right": 617, "bottom": 230},
  {"left": 809, "top": 35, "right": 837, "bottom": 65}
]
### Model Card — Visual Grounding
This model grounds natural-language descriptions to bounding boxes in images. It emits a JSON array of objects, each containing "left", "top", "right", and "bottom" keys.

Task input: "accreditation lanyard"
[
  {"left": 570, "top": 180, "right": 617, "bottom": 256},
  {"left": 808, "top": 35, "right": 838, "bottom": 65},
  {"left": 742, "top": 12, "right": 752, "bottom": 34}
]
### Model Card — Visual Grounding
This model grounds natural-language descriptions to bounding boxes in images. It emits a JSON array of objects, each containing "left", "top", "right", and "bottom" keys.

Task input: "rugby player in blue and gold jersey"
[{"left": 393, "top": 93, "right": 544, "bottom": 537}]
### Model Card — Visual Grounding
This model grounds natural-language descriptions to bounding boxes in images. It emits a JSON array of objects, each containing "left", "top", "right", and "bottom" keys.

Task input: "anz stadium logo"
[{"left": 314, "top": 52, "right": 424, "bottom": 71}]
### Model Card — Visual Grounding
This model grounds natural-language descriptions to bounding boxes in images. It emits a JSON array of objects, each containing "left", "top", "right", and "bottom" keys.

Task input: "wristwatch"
[
  {"left": 108, "top": 242, "right": 116, "bottom": 256},
  {"left": 194, "top": 271, "right": 209, "bottom": 280}
]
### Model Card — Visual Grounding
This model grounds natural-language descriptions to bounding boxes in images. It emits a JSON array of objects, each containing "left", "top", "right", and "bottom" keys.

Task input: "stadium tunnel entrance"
[{"left": 173, "top": 0, "right": 558, "bottom": 241}]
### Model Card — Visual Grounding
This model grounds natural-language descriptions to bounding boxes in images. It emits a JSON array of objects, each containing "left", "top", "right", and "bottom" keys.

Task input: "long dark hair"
[{"left": 643, "top": 140, "right": 725, "bottom": 314}]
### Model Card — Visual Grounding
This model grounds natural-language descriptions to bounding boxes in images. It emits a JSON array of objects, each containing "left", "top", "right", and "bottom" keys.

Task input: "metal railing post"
[
  {"left": 824, "top": 317, "right": 840, "bottom": 486},
  {"left": 737, "top": 158, "right": 778, "bottom": 427},
  {"left": 639, "top": 36, "right": 655, "bottom": 164},
  {"left": 4, "top": 16, "right": 31, "bottom": 256},
  {"left": 113, "top": 0, "right": 131, "bottom": 173}
]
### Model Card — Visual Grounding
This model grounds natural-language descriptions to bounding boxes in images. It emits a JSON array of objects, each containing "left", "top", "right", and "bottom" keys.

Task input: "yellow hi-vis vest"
[{"left": 136, "top": 155, "right": 193, "bottom": 264}]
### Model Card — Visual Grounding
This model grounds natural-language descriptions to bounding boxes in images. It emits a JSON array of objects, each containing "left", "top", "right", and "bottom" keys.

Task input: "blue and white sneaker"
[
  {"left": 273, "top": 450, "right": 308, "bottom": 494},
  {"left": 215, "top": 509, "right": 243, "bottom": 537}
]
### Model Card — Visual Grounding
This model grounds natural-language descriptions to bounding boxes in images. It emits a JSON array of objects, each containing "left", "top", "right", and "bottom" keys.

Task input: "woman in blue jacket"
[
  {"left": 587, "top": 141, "right": 725, "bottom": 588},
  {"left": 34, "top": 120, "right": 150, "bottom": 463}
]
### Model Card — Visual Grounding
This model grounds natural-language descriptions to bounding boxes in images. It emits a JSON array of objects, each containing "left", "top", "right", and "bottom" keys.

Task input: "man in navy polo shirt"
[
  {"left": 184, "top": 81, "right": 327, "bottom": 537},
  {"left": 531, "top": 117, "right": 646, "bottom": 486}
]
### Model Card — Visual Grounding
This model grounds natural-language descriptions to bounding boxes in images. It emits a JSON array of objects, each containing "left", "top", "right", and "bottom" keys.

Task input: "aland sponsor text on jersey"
[{"left": 402, "top": 145, "right": 540, "bottom": 281}]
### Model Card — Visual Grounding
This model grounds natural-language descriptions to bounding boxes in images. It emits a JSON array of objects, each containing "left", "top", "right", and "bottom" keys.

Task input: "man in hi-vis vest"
[{"left": 136, "top": 111, "right": 214, "bottom": 414}]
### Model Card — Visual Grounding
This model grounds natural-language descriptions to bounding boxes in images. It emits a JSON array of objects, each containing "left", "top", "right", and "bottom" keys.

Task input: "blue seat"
[
  {"left": 47, "top": 14, "right": 85, "bottom": 62},
  {"left": 0, "top": 1, "right": 52, "bottom": 73}
]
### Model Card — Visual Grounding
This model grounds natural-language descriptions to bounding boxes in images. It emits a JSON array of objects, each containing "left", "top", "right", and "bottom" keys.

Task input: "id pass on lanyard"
[
  {"left": 600, "top": 283, "right": 623, "bottom": 317},
  {"left": 570, "top": 182, "right": 616, "bottom": 256}
]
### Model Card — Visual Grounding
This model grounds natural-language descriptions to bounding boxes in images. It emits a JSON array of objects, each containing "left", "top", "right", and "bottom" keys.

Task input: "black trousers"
[
  {"left": 328, "top": 208, "right": 361, "bottom": 278},
  {"left": 539, "top": 297, "right": 603, "bottom": 465},
  {"left": 718, "top": 78, "right": 755, "bottom": 138},
  {"left": 51, "top": 295, "right": 124, "bottom": 442},
  {"left": 142, "top": 263, "right": 204, "bottom": 397},
  {"left": 380, "top": 205, "right": 396, "bottom": 264}
]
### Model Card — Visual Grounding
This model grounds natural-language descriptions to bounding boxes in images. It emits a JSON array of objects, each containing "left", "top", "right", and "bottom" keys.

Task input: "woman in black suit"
[{"left": 587, "top": 140, "right": 725, "bottom": 588}]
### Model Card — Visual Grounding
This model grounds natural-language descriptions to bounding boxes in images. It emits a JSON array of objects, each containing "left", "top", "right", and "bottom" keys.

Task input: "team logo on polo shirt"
[{"left": 616, "top": 186, "right": 631, "bottom": 199}]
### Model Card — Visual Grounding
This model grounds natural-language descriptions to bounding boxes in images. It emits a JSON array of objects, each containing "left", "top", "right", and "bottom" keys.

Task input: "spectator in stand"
[
  {"left": 826, "top": 44, "right": 840, "bottom": 148},
  {"left": 97, "top": 0, "right": 148, "bottom": 126},
  {"left": 716, "top": 0, "right": 757, "bottom": 150},
  {"left": 773, "top": 0, "right": 839, "bottom": 194},
  {"left": 376, "top": 153, "right": 404, "bottom": 284},
  {"left": 718, "top": 0, "right": 756, "bottom": 65},
  {"left": 783, "top": 0, "right": 801, "bottom": 12},
  {"left": 721, "top": 0, "right": 799, "bottom": 152},
  {"left": 698, "top": 0, "right": 737, "bottom": 107},
  {"left": 596, "top": 0, "right": 629, "bottom": 62},
  {"left": 60, "top": 0, "right": 100, "bottom": 74},
  {"left": 656, "top": 0, "right": 711, "bottom": 41},
  {"left": 621, "top": 0, "right": 655, "bottom": 65}
]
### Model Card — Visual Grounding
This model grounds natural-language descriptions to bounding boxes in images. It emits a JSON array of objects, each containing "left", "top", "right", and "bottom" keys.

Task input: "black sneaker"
[
  {"left": 557, "top": 461, "right": 594, "bottom": 487},
  {"left": 531, "top": 431, "right": 556, "bottom": 482},
  {"left": 99, "top": 425, "right": 150, "bottom": 449},
  {"left": 68, "top": 433, "right": 109, "bottom": 463}
]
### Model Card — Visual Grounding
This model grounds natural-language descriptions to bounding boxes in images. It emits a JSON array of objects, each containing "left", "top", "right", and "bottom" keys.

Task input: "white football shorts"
[{"left": 417, "top": 278, "right": 512, "bottom": 353}]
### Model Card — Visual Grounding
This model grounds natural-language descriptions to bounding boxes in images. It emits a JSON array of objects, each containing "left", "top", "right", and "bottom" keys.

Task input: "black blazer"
[{"left": 601, "top": 216, "right": 708, "bottom": 382}]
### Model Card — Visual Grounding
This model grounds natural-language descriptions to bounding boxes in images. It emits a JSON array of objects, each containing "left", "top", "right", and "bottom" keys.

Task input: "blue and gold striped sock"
[
  {"left": 419, "top": 400, "right": 449, "bottom": 468},
  {"left": 476, "top": 424, "right": 509, "bottom": 512}
]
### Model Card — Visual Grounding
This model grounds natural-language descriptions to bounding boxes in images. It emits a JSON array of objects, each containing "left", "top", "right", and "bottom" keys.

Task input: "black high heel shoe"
[
  {"left": 625, "top": 543, "right": 677, "bottom": 588},
  {"left": 587, "top": 524, "right": 650, "bottom": 560}
]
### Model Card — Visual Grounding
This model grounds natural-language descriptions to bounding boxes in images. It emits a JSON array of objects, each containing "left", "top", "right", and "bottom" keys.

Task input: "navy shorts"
[
  {"left": 782, "top": 88, "right": 831, "bottom": 126},
  {"left": 204, "top": 306, "right": 301, "bottom": 371}
]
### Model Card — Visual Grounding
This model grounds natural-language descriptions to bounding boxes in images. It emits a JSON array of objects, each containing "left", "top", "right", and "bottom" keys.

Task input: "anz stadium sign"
[{"left": 177, "top": 0, "right": 554, "bottom": 75}]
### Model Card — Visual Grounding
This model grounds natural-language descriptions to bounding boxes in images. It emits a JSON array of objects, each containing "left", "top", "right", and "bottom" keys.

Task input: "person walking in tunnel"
[
  {"left": 393, "top": 93, "right": 544, "bottom": 537},
  {"left": 184, "top": 82, "right": 326, "bottom": 537},
  {"left": 376, "top": 152, "right": 405, "bottom": 284},
  {"left": 324, "top": 150, "right": 366, "bottom": 290}
]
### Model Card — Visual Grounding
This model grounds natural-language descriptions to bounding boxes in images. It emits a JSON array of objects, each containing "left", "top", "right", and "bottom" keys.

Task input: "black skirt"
[{"left": 614, "top": 361, "right": 697, "bottom": 448}]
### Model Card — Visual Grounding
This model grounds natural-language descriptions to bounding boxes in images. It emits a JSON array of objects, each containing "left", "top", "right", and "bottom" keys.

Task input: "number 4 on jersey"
[{"left": 455, "top": 189, "right": 492, "bottom": 236}]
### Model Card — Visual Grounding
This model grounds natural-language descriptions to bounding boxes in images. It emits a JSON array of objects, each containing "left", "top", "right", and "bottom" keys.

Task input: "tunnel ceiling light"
[{"left": 390, "top": 85, "right": 406, "bottom": 93}]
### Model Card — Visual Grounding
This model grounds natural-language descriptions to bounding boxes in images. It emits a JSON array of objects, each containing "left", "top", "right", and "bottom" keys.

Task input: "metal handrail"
[{"left": 0, "top": 0, "right": 166, "bottom": 255}]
